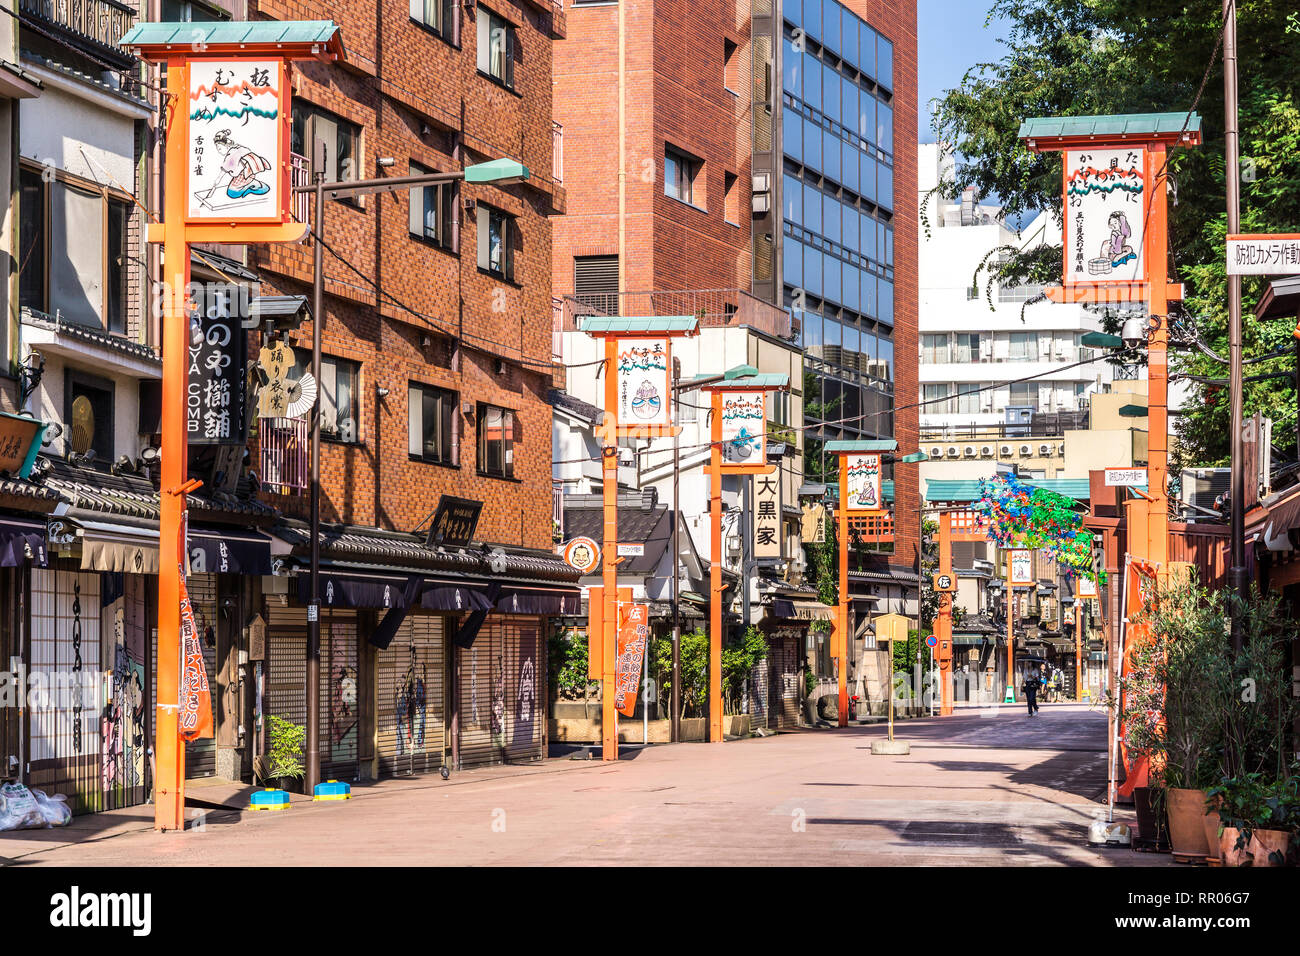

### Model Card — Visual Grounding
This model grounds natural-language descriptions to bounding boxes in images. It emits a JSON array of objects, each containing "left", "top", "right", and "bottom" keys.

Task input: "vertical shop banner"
[
  {"left": 178, "top": 539, "right": 214, "bottom": 740},
  {"left": 721, "top": 391, "right": 765, "bottom": 464},
  {"left": 616, "top": 339, "right": 670, "bottom": 426},
  {"left": 1010, "top": 549, "right": 1034, "bottom": 586},
  {"left": 187, "top": 60, "right": 286, "bottom": 221},
  {"left": 189, "top": 285, "right": 247, "bottom": 444},
  {"left": 754, "top": 473, "right": 782, "bottom": 558},
  {"left": 614, "top": 603, "right": 650, "bottom": 717},
  {"left": 845, "top": 453, "right": 882, "bottom": 512},
  {"left": 1063, "top": 147, "right": 1147, "bottom": 284}
]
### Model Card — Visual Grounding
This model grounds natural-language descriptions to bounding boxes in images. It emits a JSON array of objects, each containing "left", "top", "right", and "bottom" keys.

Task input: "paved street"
[{"left": 2, "top": 702, "right": 1166, "bottom": 867}]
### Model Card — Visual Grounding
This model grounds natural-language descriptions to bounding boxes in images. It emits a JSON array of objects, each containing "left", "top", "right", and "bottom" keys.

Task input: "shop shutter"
[
  {"left": 502, "top": 619, "right": 544, "bottom": 763},
  {"left": 773, "top": 635, "right": 800, "bottom": 728},
  {"left": 319, "top": 610, "right": 360, "bottom": 779},
  {"left": 455, "top": 618, "right": 505, "bottom": 768},
  {"left": 376, "top": 613, "right": 447, "bottom": 776},
  {"left": 183, "top": 573, "right": 218, "bottom": 778},
  {"left": 265, "top": 604, "right": 308, "bottom": 729},
  {"left": 748, "top": 655, "right": 770, "bottom": 730}
]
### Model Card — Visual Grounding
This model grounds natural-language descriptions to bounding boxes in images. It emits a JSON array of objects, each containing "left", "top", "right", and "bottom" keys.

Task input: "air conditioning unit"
[
  {"left": 1019, "top": 444, "right": 1032, "bottom": 456},
  {"left": 999, "top": 443, "right": 1014, "bottom": 457},
  {"left": 980, "top": 445, "right": 995, "bottom": 458},
  {"left": 930, "top": 446, "right": 945, "bottom": 459},
  {"left": 964, "top": 446, "right": 977, "bottom": 458},
  {"left": 1039, "top": 443, "right": 1053, "bottom": 456},
  {"left": 1059, "top": 443, "right": 1066, "bottom": 456},
  {"left": 947, "top": 446, "right": 961, "bottom": 459}
]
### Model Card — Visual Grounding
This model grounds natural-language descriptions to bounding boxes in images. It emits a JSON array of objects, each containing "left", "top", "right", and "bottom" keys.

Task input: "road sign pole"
[{"left": 602, "top": 337, "right": 619, "bottom": 761}]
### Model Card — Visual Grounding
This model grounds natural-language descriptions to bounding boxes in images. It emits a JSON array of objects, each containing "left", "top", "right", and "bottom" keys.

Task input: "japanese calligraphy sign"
[
  {"left": 188, "top": 284, "right": 247, "bottom": 444},
  {"left": 1226, "top": 234, "right": 1300, "bottom": 276},
  {"left": 1009, "top": 549, "right": 1034, "bottom": 586},
  {"left": 845, "top": 453, "right": 883, "bottom": 512},
  {"left": 721, "top": 391, "right": 765, "bottom": 465},
  {"left": 426, "top": 495, "right": 484, "bottom": 548},
  {"left": 1063, "top": 147, "right": 1147, "bottom": 285},
  {"left": 616, "top": 338, "right": 670, "bottom": 427},
  {"left": 187, "top": 59, "right": 288, "bottom": 223},
  {"left": 754, "top": 473, "right": 782, "bottom": 559},
  {"left": 178, "top": 561, "right": 214, "bottom": 741},
  {"left": 257, "top": 341, "right": 293, "bottom": 418},
  {"left": 614, "top": 603, "right": 650, "bottom": 717},
  {"left": 1077, "top": 575, "right": 1098, "bottom": 599},
  {"left": 0, "top": 411, "right": 45, "bottom": 478}
]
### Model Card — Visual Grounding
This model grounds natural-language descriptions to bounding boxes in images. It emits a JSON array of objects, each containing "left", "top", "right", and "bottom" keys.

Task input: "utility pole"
[
  {"left": 306, "top": 140, "right": 325, "bottom": 794},
  {"left": 670, "top": 370, "right": 681, "bottom": 744},
  {"left": 1223, "top": 0, "right": 1247, "bottom": 651}
]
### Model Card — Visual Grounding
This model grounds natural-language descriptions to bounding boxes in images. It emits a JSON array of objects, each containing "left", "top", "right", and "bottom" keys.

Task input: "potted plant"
[
  {"left": 1117, "top": 628, "right": 1169, "bottom": 850},
  {"left": 261, "top": 715, "right": 306, "bottom": 792},
  {"left": 1206, "top": 772, "right": 1297, "bottom": 867}
]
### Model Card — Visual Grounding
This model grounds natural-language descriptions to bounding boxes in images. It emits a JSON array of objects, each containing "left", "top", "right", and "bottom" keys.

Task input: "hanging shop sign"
[
  {"left": 1077, "top": 575, "right": 1098, "bottom": 599},
  {"left": 1063, "top": 147, "right": 1147, "bottom": 285},
  {"left": 426, "top": 495, "right": 483, "bottom": 548},
  {"left": 754, "top": 473, "right": 782, "bottom": 559},
  {"left": 187, "top": 59, "right": 290, "bottom": 224},
  {"left": 1226, "top": 233, "right": 1300, "bottom": 276},
  {"left": 0, "top": 411, "right": 47, "bottom": 479},
  {"left": 1010, "top": 548, "right": 1034, "bottom": 586},
  {"left": 844, "top": 453, "right": 883, "bottom": 512},
  {"left": 188, "top": 292, "right": 247, "bottom": 445},
  {"left": 614, "top": 602, "right": 650, "bottom": 717},
  {"left": 616, "top": 338, "right": 671, "bottom": 427},
  {"left": 721, "top": 391, "right": 765, "bottom": 465},
  {"left": 562, "top": 536, "right": 601, "bottom": 575}
]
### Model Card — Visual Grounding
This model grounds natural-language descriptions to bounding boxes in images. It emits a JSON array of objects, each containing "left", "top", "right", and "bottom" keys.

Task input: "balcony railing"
[
  {"left": 260, "top": 416, "right": 308, "bottom": 495},
  {"left": 290, "top": 152, "right": 311, "bottom": 225},
  {"left": 560, "top": 288, "right": 795, "bottom": 340},
  {"left": 20, "top": 0, "right": 137, "bottom": 63},
  {"left": 552, "top": 122, "right": 563, "bottom": 185}
]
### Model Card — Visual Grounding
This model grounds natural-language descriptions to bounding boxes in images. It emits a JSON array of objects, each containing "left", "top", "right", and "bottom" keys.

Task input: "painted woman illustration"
[
  {"left": 1100, "top": 210, "right": 1136, "bottom": 267},
  {"left": 207, "top": 129, "right": 272, "bottom": 201}
]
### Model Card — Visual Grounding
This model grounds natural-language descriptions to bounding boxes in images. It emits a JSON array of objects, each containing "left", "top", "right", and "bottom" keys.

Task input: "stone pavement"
[{"left": 1, "top": 701, "right": 1172, "bottom": 866}]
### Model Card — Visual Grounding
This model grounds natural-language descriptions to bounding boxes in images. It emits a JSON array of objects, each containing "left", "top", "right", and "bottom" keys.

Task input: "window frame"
[
  {"left": 408, "top": 159, "right": 457, "bottom": 251},
  {"left": 476, "top": 6, "right": 517, "bottom": 91},
  {"left": 664, "top": 144, "right": 703, "bottom": 209},
  {"left": 64, "top": 369, "right": 116, "bottom": 464},
  {"left": 408, "top": 381, "right": 459, "bottom": 466},
  {"left": 476, "top": 202, "right": 517, "bottom": 281},
  {"left": 291, "top": 103, "right": 363, "bottom": 192},
  {"left": 290, "top": 349, "right": 362, "bottom": 444},
  {"left": 476, "top": 402, "right": 516, "bottom": 480},
  {"left": 410, "top": 0, "right": 457, "bottom": 44}
]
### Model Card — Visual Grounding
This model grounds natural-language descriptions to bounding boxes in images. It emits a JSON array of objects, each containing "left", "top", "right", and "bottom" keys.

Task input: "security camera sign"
[
  {"left": 1226, "top": 234, "right": 1300, "bottom": 275},
  {"left": 1104, "top": 468, "right": 1147, "bottom": 487}
]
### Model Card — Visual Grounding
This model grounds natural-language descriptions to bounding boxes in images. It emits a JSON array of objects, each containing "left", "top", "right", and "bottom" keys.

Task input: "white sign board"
[
  {"left": 1226, "top": 234, "right": 1300, "bottom": 276},
  {"left": 845, "top": 453, "right": 883, "bottom": 512},
  {"left": 1104, "top": 467, "right": 1147, "bottom": 487},
  {"left": 616, "top": 339, "right": 670, "bottom": 426},
  {"left": 188, "top": 60, "right": 284, "bottom": 221},
  {"left": 616, "top": 543, "right": 645, "bottom": 557},
  {"left": 721, "top": 391, "right": 765, "bottom": 464},
  {"left": 1009, "top": 549, "right": 1033, "bottom": 586},
  {"left": 1077, "top": 576, "right": 1098, "bottom": 598},
  {"left": 1063, "top": 147, "right": 1147, "bottom": 285}
]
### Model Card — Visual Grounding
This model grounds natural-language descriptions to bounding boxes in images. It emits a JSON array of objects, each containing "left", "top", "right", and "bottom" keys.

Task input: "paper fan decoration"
[{"left": 285, "top": 372, "right": 318, "bottom": 419}]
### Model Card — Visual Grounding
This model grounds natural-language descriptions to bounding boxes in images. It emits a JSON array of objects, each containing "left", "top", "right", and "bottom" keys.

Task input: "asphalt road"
[{"left": 3, "top": 702, "right": 1166, "bottom": 866}]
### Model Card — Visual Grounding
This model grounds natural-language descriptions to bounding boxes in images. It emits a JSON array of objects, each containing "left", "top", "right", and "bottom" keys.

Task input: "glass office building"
[{"left": 779, "top": 0, "right": 895, "bottom": 444}]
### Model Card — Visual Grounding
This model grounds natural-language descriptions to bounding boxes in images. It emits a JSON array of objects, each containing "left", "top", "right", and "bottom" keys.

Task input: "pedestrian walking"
[{"left": 1021, "top": 668, "right": 1040, "bottom": 716}]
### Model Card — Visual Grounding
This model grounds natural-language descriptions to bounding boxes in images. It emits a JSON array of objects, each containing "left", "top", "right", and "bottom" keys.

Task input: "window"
[
  {"left": 477, "top": 7, "right": 516, "bottom": 89},
  {"left": 162, "top": 0, "right": 228, "bottom": 21},
  {"left": 477, "top": 404, "right": 515, "bottom": 478},
  {"left": 923, "top": 383, "right": 951, "bottom": 414},
  {"left": 952, "top": 385, "right": 981, "bottom": 415},
  {"left": 723, "top": 38, "right": 739, "bottom": 93},
  {"left": 410, "top": 0, "right": 455, "bottom": 40},
  {"left": 953, "top": 332, "right": 981, "bottom": 364},
  {"left": 408, "top": 160, "right": 455, "bottom": 249},
  {"left": 1008, "top": 331, "right": 1036, "bottom": 361},
  {"left": 291, "top": 104, "right": 361, "bottom": 183},
  {"left": 291, "top": 351, "right": 360, "bottom": 442},
  {"left": 724, "top": 171, "right": 740, "bottom": 225},
  {"left": 19, "top": 164, "right": 130, "bottom": 334},
  {"left": 409, "top": 383, "right": 458, "bottom": 464},
  {"left": 920, "top": 333, "right": 948, "bottom": 364},
  {"left": 65, "top": 373, "right": 115, "bottom": 463},
  {"left": 664, "top": 145, "right": 701, "bottom": 207},
  {"left": 476, "top": 204, "right": 516, "bottom": 280},
  {"left": 1008, "top": 382, "right": 1035, "bottom": 408}
]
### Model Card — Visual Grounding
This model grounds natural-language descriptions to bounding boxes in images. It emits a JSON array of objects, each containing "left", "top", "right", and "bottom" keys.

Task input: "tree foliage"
[{"left": 930, "top": 1, "right": 1300, "bottom": 463}]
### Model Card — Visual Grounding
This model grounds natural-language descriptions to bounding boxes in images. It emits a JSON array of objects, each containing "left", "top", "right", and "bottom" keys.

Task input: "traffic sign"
[{"left": 925, "top": 634, "right": 938, "bottom": 649}]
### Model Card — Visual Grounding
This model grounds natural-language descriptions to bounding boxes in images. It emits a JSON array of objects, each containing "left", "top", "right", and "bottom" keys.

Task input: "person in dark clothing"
[{"left": 1021, "top": 668, "right": 1040, "bottom": 716}]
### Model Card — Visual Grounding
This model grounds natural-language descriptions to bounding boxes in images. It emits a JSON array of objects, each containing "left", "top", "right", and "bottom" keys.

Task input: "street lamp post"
[{"left": 293, "top": 157, "right": 529, "bottom": 791}]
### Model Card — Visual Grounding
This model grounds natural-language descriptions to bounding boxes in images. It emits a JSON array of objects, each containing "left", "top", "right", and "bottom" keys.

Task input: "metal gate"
[
  {"left": 376, "top": 613, "right": 446, "bottom": 776},
  {"left": 319, "top": 612, "right": 360, "bottom": 779},
  {"left": 456, "top": 617, "right": 544, "bottom": 768}
]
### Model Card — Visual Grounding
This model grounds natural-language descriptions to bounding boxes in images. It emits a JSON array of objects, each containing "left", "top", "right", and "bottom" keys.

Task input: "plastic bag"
[
  {"left": 0, "top": 782, "right": 45, "bottom": 831},
  {"left": 32, "top": 788, "right": 71, "bottom": 828}
]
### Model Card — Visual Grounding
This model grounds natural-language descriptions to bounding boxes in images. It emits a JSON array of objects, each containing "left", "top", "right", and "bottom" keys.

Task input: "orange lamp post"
[
  {"left": 699, "top": 371, "right": 788, "bottom": 742},
  {"left": 580, "top": 317, "right": 696, "bottom": 761},
  {"left": 120, "top": 21, "right": 342, "bottom": 831},
  {"left": 824, "top": 440, "right": 896, "bottom": 727}
]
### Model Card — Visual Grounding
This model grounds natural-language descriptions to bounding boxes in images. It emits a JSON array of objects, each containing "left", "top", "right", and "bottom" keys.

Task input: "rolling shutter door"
[
  {"left": 376, "top": 613, "right": 447, "bottom": 776},
  {"left": 265, "top": 605, "right": 307, "bottom": 730},
  {"left": 502, "top": 620, "right": 544, "bottom": 763},
  {"left": 319, "top": 611, "right": 360, "bottom": 779},
  {"left": 748, "top": 653, "right": 770, "bottom": 730},
  {"left": 456, "top": 619, "right": 504, "bottom": 768},
  {"left": 183, "top": 573, "right": 218, "bottom": 777},
  {"left": 774, "top": 636, "right": 800, "bottom": 729}
]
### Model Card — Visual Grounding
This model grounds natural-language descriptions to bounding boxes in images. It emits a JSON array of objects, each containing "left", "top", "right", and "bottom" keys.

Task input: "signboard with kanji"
[
  {"left": 1010, "top": 549, "right": 1033, "bottom": 586},
  {"left": 1226, "top": 234, "right": 1300, "bottom": 276},
  {"left": 616, "top": 338, "right": 671, "bottom": 427},
  {"left": 1063, "top": 147, "right": 1147, "bottom": 285},
  {"left": 933, "top": 572, "right": 956, "bottom": 592},
  {"left": 845, "top": 453, "right": 883, "bottom": 512},
  {"left": 1104, "top": 467, "right": 1147, "bottom": 487},
  {"left": 187, "top": 59, "right": 289, "bottom": 223},
  {"left": 188, "top": 289, "right": 246, "bottom": 445},
  {"left": 1077, "top": 575, "right": 1098, "bottom": 599},
  {"left": 754, "top": 473, "right": 782, "bottom": 559},
  {"left": 721, "top": 391, "right": 765, "bottom": 465},
  {"left": 614, "top": 603, "right": 650, "bottom": 716},
  {"left": 425, "top": 495, "right": 483, "bottom": 548}
]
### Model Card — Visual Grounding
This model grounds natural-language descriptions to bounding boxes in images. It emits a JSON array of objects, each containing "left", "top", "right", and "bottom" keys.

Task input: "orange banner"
[
  {"left": 178, "top": 563, "right": 214, "bottom": 741},
  {"left": 614, "top": 603, "right": 649, "bottom": 717}
]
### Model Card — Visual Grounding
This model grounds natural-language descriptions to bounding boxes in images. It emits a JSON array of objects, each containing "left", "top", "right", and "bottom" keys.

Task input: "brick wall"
[{"left": 248, "top": 0, "right": 559, "bottom": 552}]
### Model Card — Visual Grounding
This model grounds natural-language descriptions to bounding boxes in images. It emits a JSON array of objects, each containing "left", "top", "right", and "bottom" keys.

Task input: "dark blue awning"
[
  {"left": 0, "top": 517, "right": 46, "bottom": 567},
  {"left": 421, "top": 582, "right": 494, "bottom": 613},
  {"left": 301, "top": 571, "right": 423, "bottom": 610},
  {"left": 495, "top": 586, "right": 581, "bottom": 615},
  {"left": 188, "top": 527, "right": 272, "bottom": 575}
]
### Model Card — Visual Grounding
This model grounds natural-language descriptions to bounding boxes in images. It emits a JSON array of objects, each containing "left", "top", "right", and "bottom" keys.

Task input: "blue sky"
[{"left": 918, "top": 0, "right": 1010, "bottom": 142}]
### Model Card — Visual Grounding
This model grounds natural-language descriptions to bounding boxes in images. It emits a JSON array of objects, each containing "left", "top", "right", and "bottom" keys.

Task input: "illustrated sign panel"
[
  {"left": 721, "top": 391, "right": 765, "bottom": 464},
  {"left": 754, "top": 473, "right": 781, "bottom": 559},
  {"left": 845, "top": 453, "right": 883, "bottom": 512},
  {"left": 1226, "top": 234, "right": 1300, "bottom": 276},
  {"left": 1010, "top": 549, "right": 1033, "bottom": 586},
  {"left": 616, "top": 339, "right": 670, "bottom": 427},
  {"left": 1064, "top": 148, "right": 1147, "bottom": 285},
  {"left": 562, "top": 536, "right": 600, "bottom": 575},
  {"left": 188, "top": 59, "right": 285, "bottom": 221}
]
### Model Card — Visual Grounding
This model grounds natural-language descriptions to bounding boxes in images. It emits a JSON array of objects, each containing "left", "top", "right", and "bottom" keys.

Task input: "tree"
[{"left": 930, "top": 1, "right": 1300, "bottom": 464}]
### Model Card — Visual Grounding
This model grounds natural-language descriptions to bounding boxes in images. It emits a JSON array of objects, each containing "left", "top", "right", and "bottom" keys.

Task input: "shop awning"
[
  {"left": 772, "top": 598, "right": 835, "bottom": 621},
  {"left": 421, "top": 582, "right": 494, "bottom": 613},
  {"left": 80, "top": 521, "right": 158, "bottom": 573},
  {"left": 495, "top": 585, "right": 581, "bottom": 615},
  {"left": 187, "top": 527, "right": 272, "bottom": 575},
  {"left": 0, "top": 516, "right": 47, "bottom": 567},
  {"left": 300, "top": 570, "right": 425, "bottom": 610}
]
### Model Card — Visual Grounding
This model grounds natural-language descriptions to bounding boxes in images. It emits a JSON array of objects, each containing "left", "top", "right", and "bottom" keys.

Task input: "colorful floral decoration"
[{"left": 977, "top": 475, "right": 1105, "bottom": 585}]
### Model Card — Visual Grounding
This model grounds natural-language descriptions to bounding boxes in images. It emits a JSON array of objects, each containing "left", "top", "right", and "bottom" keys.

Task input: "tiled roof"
[
  {"left": 1019, "top": 112, "right": 1202, "bottom": 140},
  {"left": 547, "top": 389, "right": 601, "bottom": 424},
  {"left": 21, "top": 53, "right": 151, "bottom": 109},
  {"left": 580, "top": 316, "right": 698, "bottom": 334},
  {"left": 22, "top": 309, "right": 160, "bottom": 366},
  {"left": 824, "top": 439, "right": 898, "bottom": 452},
  {"left": 0, "top": 476, "right": 61, "bottom": 507},
  {"left": 119, "top": 20, "right": 340, "bottom": 49},
  {"left": 40, "top": 461, "right": 276, "bottom": 522},
  {"left": 563, "top": 502, "right": 672, "bottom": 574}
]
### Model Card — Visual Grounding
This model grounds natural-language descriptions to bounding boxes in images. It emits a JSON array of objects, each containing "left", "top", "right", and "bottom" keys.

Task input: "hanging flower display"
[{"left": 977, "top": 475, "right": 1104, "bottom": 585}]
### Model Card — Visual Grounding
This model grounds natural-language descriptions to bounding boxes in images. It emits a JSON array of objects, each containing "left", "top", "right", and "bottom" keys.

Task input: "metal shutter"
[
  {"left": 319, "top": 610, "right": 360, "bottom": 779},
  {"left": 773, "top": 635, "right": 801, "bottom": 728},
  {"left": 502, "top": 620, "right": 544, "bottom": 763},
  {"left": 376, "top": 613, "right": 447, "bottom": 776},
  {"left": 183, "top": 574, "right": 218, "bottom": 778},
  {"left": 748, "top": 654, "right": 770, "bottom": 730},
  {"left": 574, "top": 255, "right": 619, "bottom": 315},
  {"left": 455, "top": 619, "right": 504, "bottom": 768},
  {"left": 265, "top": 604, "right": 308, "bottom": 730}
]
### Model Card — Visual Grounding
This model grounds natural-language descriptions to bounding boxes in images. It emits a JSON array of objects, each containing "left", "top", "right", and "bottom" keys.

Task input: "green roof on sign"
[
  {"left": 824, "top": 439, "right": 897, "bottom": 453},
  {"left": 712, "top": 373, "right": 789, "bottom": 389},
  {"left": 1018, "top": 112, "right": 1201, "bottom": 141},
  {"left": 580, "top": 316, "right": 698, "bottom": 334},
  {"left": 120, "top": 20, "right": 342, "bottom": 49},
  {"left": 924, "top": 478, "right": 1091, "bottom": 505}
]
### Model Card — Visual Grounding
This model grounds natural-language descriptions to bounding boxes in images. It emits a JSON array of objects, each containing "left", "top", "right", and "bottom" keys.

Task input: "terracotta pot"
[
  {"left": 1202, "top": 810, "right": 1222, "bottom": 866},
  {"left": 1167, "top": 788, "right": 1210, "bottom": 863},
  {"left": 1133, "top": 787, "right": 1168, "bottom": 848},
  {"left": 1249, "top": 829, "right": 1292, "bottom": 867},
  {"left": 1220, "top": 827, "right": 1249, "bottom": 867}
]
